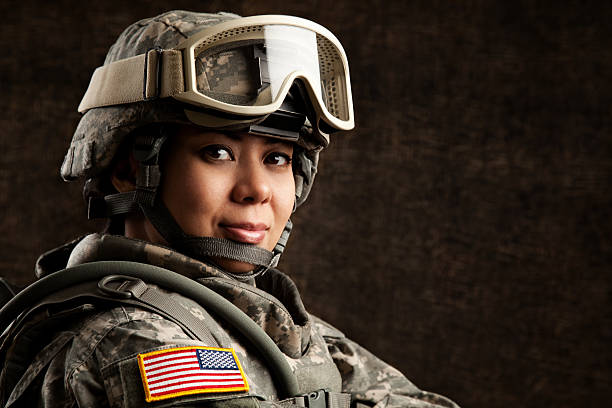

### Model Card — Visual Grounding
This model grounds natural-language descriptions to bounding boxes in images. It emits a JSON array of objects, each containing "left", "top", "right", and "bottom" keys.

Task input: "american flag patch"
[{"left": 137, "top": 346, "right": 249, "bottom": 402}]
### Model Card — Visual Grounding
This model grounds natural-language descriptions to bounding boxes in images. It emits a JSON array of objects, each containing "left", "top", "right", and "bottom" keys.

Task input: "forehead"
[{"left": 172, "top": 125, "right": 295, "bottom": 148}]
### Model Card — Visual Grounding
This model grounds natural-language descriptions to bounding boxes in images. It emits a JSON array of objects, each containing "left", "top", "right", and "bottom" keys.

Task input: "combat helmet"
[{"left": 60, "top": 10, "right": 354, "bottom": 278}]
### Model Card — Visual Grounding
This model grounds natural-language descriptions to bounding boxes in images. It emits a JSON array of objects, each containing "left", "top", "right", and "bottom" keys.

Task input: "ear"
[{"left": 111, "top": 153, "right": 139, "bottom": 193}]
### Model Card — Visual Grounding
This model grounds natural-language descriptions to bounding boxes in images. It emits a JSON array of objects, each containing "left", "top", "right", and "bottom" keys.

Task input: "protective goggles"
[{"left": 78, "top": 15, "right": 354, "bottom": 132}]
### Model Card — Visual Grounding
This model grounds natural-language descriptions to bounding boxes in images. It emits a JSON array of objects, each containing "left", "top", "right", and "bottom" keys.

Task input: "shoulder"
[
  {"left": 310, "top": 314, "right": 346, "bottom": 340},
  {"left": 4, "top": 300, "right": 215, "bottom": 407},
  {"left": 70, "top": 303, "right": 203, "bottom": 368}
]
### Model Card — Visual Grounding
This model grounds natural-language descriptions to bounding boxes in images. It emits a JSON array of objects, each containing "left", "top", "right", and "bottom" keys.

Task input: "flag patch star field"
[{"left": 138, "top": 346, "right": 249, "bottom": 402}]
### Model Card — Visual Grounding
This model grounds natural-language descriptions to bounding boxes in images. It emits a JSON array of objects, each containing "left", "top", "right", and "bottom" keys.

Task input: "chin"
[{"left": 213, "top": 257, "right": 258, "bottom": 274}]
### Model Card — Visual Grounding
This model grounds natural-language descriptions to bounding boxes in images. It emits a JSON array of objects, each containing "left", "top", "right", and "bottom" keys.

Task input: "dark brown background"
[{"left": 1, "top": 1, "right": 611, "bottom": 407}]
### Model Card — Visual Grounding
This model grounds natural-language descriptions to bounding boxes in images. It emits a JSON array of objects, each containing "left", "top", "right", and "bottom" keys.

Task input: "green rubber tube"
[{"left": 0, "top": 261, "right": 300, "bottom": 398}]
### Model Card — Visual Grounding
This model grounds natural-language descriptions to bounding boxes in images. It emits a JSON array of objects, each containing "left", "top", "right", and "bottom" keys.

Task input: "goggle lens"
[{"left": 193, "top": 25, "right": 349, "bottom": 121}]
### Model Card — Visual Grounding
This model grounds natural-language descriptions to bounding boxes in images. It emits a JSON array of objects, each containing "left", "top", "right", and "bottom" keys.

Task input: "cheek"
[
  {"left": 181, "top": 165, "right": 223, "bottom": 207},
  {"left": 161, "top": 157, "right": 228, "bottom": 230},
  {"left": 272, "top": 173, "right": 296, "bottom": 226}
]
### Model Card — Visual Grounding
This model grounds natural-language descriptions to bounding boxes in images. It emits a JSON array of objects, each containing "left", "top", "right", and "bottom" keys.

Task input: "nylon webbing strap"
[
  {"left": 139, "top": 287, "right": 224, "bottom": 346},
  {"left": 5, "top": 276, "right": 225, "bottom": 348},
  {"left": 100, "top": 276, "right": 223, "bottom": 346},
  {"left": 78, "top": 49, "right": 184, "bottom": 112},
  {"left": 104, "top": 191, "right": 140, "bottom": 216},
  {"left": 180, "top": 237, "right": 276, "bottom": 266},
  {"left": 274, "top": 219, "right": 293, "bottom": 255},
  {"left": 136, "top": 164, "right": 161, "bottom": 190},
  {"left": 104, "top": 190, "right": 156, "bottom": 216},
  {"left": 328, "top": 392, "right": 351, "bottom": 408}
]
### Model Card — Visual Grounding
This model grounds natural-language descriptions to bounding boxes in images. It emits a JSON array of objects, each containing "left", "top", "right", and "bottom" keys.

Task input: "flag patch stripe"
[
  {"left": 144, "top": 349, "right": 194, "bottom": 360},
  {"left": 146, "top": 363, "right": 201, "bottom": 376},
  {"left": 144, "top": 351, "right": 195, "bottom": 363},
  {"left": 152, "top": 383, "right": 244, "bottom": 397},
  {"left": 148, "top": 372, "right": 244, "bottom": 386},
  {"left": 148, "top": 370, "right": 242, "bottom": 383},
  {"left": 149, "top": 377, "right": 245, "bottom": 390},
  {"left": 138, "top": 346, "right": 249, "bottom": 402},
  {"left": 146, "top": 357, "right": 199, "bottom": 370}
]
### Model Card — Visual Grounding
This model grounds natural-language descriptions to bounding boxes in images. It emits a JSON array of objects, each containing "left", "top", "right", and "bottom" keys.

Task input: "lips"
[{"left": 220, "top": 223, "right": 269, "bottom": 244}]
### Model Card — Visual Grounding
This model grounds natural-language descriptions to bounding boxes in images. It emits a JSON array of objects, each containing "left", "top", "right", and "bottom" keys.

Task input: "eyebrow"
[{"left": 223, "top": 132, "right": 243, "bottom": 141}]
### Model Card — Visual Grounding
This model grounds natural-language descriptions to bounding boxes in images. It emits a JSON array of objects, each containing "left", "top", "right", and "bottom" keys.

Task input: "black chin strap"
[{"left": 141, "top": 198, "right": 280, "bottom": 268}]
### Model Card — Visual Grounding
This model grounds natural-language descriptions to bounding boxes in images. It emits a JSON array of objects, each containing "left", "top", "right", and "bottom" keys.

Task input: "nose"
[{"left": 231, "top": 161, "right": 272, "bottom": 204}]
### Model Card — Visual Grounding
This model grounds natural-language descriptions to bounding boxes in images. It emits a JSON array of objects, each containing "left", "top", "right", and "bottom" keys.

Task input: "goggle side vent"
[
  {"left": 316, "top": 35, "right": 347, "bottom": 121},
  {"left": 195, "top": 25, "right": 265, "bottom": 54}
]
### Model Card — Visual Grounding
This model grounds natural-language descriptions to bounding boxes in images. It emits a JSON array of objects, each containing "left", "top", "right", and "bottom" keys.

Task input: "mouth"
[{"left": 220, "top": 223, "right": 269, "bottom": 245}]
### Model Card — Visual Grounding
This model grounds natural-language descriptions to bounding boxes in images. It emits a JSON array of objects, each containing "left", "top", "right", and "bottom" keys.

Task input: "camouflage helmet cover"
[{"left": 61, "top": 10, "right": 322, "bottom": 207}]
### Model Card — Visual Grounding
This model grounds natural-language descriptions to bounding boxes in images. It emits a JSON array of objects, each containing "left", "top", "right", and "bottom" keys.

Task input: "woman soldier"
[{"left": 0, "top": 10, "right": 458, "bottom": 408}]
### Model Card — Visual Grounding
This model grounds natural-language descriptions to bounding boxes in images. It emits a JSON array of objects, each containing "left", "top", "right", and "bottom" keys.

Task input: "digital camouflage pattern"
[
  {"left": 196, "top": 48, "right": 262, "bottom": 104},
  {"left": 62, "top": 10, "right": 239, "bottom": 182},
  {"left": 61, "top": 10, "right": 322, "bottom": 208},
  {"left": 1, "top": 234, "right": 459, "bottom": 407}
]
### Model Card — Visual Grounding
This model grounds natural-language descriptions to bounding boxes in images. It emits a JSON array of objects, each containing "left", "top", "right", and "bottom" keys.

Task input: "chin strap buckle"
[{"left": 134, "top": 132, "right": 168, "bottom": 206}]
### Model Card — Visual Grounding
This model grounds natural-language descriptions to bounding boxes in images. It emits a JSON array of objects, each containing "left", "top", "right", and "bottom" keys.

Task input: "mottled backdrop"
[{"left": 0, "top": 1, "right": 610, "bottom": 407}]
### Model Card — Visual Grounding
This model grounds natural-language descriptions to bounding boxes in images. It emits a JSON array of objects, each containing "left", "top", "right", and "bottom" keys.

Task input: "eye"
[
  {"left": 200, "top": 145, "right": 234, "bottom": 161},
  {"left": 264, "top": 152, "right": 292, "bottom": 166}
]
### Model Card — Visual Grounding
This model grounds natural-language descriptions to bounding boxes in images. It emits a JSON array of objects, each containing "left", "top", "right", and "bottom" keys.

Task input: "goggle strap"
[{"left": 78, "top": 49, "right": 184, "bottom": 113}]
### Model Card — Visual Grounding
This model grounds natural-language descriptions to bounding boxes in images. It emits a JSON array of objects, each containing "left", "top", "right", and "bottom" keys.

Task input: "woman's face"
[{"left": 157, "top": 126, "right": 295, "bottom": 273}]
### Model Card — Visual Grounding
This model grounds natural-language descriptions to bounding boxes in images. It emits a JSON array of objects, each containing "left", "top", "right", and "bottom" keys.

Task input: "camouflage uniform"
[
  {"left": 1, "top": 10, "right": 459, "bottom": 408},
  {"left": 1, "top": 234, "right": 458, "bottom": 408}
]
